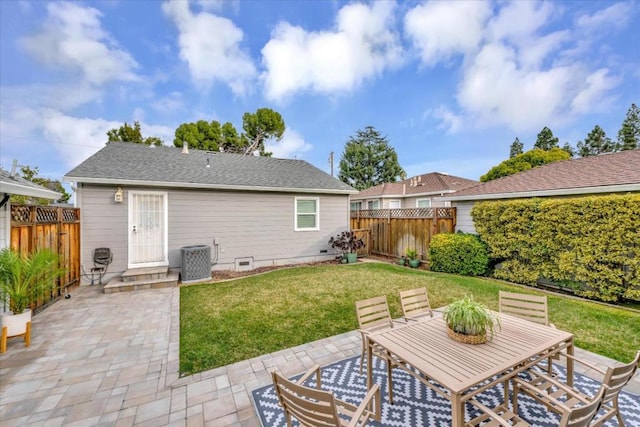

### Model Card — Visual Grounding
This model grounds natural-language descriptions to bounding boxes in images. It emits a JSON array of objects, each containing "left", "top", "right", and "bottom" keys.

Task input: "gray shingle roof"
[
  {"left": 445, "top": 149, "right": 640, "bottom": 200},
  {"left": 64, "top": 142, "right": 356, "bottom": 194},
  {"left": 0, "top": 168, "right": 62, "bottom": 199},
  {"left": 352, "top": 172, "right": 479, "bottom": 199}
]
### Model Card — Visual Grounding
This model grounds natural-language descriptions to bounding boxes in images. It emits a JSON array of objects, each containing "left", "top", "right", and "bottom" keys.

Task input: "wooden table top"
[{"left": 369, "top": 313, "right": 573, "bottom": 394}]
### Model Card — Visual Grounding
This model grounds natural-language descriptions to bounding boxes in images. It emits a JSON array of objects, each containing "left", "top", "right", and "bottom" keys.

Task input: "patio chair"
[
  {"left": 499, "top": 291, "right": 557, "bottom": 374},
  {"left": 466, "top": 384, "right": 608, "bottom": 427},
  {"left": 513, "top": 350, "right": 640, "bottom": 426},
  {"left": 355, "top": 295, "right": 402, "bottom": 403},
  {"left": 272, "top": 364, "right": 381, "bottom": 427},
  {"left": 399, "top": 287, "right": 433, "bottom": 321}
]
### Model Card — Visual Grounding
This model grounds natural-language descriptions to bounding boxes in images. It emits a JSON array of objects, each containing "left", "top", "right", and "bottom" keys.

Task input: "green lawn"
[{"left": 180, "top": 262, "right": 640, "bottom": 375}]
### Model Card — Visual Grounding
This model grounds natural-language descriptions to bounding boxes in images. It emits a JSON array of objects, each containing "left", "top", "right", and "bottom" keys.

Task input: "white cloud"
[
  {"left": 261, "top": 2, "right": 403, "bottom": 101},
  {"left": 162, "top": 0, "right": 256, "bottom": 95},
  {"left": 21, "top": 1, "right": 138, "bottom": 85},
  {"left": 576, "top": 2, "right": 633, "bottom": 30},
  {"left": 570, "top": 68, "right": 619, "bottom": 114},
  {"left": 486, "top": 1, "right": 554, "bottom": 43},
  {"left": 424, "top": 106, "right": 463, "bottom": 134},
  {"left": 0, "top": 83, "right": 102, "bottom": 112},
  {"left": 264, "top": 129, "right": 312, "bottom": 159},
  {"left": 404, "top": 1, "right": 490, "bottom": 65}
]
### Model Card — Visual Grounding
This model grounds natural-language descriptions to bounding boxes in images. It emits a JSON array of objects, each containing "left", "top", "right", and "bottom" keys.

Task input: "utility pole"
[{"left": 329, "top": 151, "right": 334, "bottom": 177}]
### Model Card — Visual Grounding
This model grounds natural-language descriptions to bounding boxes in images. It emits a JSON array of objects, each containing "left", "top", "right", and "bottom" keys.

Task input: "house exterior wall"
[
  {"left": 402, "top": 195, "right": 450, "bottom": 208},
  {"left": 78, "top": 184, "right": 349, "bottom": 282},
  {"left": 0, "top": 200, "right": 8, "bottom": 250},
  {"left": 452, "top": 201, "right": 477, "bottom": 233}
]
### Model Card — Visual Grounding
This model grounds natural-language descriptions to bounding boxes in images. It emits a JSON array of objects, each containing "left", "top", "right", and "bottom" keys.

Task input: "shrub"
[
  {"left": 428, "top": 233, "right": 489, "bottom": 276},
  {"left": 472, "top": 194, "right": 640, "bottom": 302}
]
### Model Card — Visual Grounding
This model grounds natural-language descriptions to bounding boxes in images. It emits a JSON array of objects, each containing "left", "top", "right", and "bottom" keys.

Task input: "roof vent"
[{"left": 182, "top": 140, "right": 189, "bottom": 154}]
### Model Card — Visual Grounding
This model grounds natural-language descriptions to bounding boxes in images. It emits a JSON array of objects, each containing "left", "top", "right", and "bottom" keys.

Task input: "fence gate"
[
  {"left": 10, "top": 205, "right": 81, "bottom": 312},
  {"left": 350, "top": 208, "right": 456, "bottom": 260}
]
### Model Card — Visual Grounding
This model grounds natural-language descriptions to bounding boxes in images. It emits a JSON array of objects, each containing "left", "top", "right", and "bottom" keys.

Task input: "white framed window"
[
  {"left": 350, "top": 201, "right": 362, "bottom": 211},
  {"left": 416, "top": 199, "right": 431, "bottom": 208},
  {"left": 295, "top": 197, "right": 319, "bottom": 231},
  {"left": 388, "top": 200, "right": 401, "bottom": 209},
  {"left": 367, "top": 200, "right": 380, "bottom": 209}
]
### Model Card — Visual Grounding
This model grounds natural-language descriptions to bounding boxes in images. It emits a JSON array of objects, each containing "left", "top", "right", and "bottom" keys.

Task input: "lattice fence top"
[
  {"left": 351, "top": 207, "right": 455, "bottom": 219},
  {"left": 10, "top": 205, "right": 79, "bottom": 224}
]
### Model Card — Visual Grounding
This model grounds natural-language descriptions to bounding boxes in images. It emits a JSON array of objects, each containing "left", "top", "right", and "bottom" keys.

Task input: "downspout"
[{"left": 0, "top": 193, "right": 9, "bottom": 209}]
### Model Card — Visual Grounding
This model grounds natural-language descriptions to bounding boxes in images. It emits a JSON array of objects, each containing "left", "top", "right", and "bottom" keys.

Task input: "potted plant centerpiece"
[
  {"left": 405, "top": 249, "right": 421, "bottom": 268},
  {"left": 328, "top": 231, "right": 365, "bottom": 264},
  {"left": 442, "top": 296, "right": 500, "bottom": 345},
  {"left": 0, "top": 248, "right": 64, "bottom": 352}
]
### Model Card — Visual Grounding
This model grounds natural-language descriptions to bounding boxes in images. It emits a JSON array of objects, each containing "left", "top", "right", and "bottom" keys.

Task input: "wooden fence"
[
  {"left": 9, "top": 205, "right": 81, "bottom": 312},
  {"left": 350, "top": 208, "right": 456, "bottom": 260}
]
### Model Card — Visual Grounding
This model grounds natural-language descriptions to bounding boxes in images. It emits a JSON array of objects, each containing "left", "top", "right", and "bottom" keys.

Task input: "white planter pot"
[{"left": 1, "top": 309, "right": 32, "bottom": 337}]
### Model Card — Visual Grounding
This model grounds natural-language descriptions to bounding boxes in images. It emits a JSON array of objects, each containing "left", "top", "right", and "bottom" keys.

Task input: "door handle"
[{"left": 133, "top": 225, "right": 137, "bottom": 233}]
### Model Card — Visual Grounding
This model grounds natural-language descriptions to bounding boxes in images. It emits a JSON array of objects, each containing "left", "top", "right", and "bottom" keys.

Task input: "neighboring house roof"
[
  {"left": 64, "top": 142, "right": 357, "bottom": 194},
  {"left": 443, "top": 149, "right": 640, "bottom": 201},
  {"left": 351, "top": 172, "right": 479, "bottom": 200},
  {"left": 0, "top": 167, "right": 62, "bottom": 199}
]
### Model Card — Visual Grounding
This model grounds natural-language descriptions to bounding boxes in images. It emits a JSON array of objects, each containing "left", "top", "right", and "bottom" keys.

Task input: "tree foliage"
[
  {"left": 172, "top": 108, "right": 285, "bottom": 157},
  {"left": 106, "top": 121, "right": 163, "bottom": 146},
  {"left": 617, "top": 103, "right": 640, "bottom": 151},
  {"left": 480, "top": 148, "right": 570, "bottom": 182},
  {"left": 533, "top": 126, "right": 560, "bottom": 151},
  {"left": 576, "top": 125, "right": 616, "bottom": 157},
  {"left": 10, "top": 165, "right": 71, "bottom": 205},
  {"left": 561, "top": 142, "right": 575, "bottom": 158},
  {"left": 509, "top": 137, "right": 523, "bottom": 158},
  {"left": 338, "top": 126, "right": 405, "bottom": 190}
]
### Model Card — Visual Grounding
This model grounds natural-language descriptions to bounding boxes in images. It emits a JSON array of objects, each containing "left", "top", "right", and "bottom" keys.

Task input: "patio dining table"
[{"left": 366, "top": 311, "right": 574, "bottom": 426}]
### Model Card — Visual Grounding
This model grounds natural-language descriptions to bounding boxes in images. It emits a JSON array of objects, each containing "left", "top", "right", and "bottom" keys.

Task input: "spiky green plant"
[
  {"left": 443, "top": 296, "right": 500, "bottom": 339},
  {"left": 0, "top": 248, "right": 65, "bottom": 314}
]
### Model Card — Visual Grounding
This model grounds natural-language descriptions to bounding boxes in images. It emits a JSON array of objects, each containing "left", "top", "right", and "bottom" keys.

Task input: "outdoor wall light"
[{"left": 114, "top": 187, "right": 124, "bottom": 203}]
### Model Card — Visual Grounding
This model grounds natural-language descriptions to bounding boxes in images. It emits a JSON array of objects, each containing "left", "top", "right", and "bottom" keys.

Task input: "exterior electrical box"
[{"left": 181, "top": 245, "right": 211, "bottom": 282}]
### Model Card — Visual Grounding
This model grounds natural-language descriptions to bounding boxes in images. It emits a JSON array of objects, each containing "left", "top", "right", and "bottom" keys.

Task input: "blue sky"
[{"left": 1, "top": 0, "right": 638, "bottom": 186}]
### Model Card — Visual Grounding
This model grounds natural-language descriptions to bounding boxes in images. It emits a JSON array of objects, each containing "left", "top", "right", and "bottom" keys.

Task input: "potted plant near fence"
[
  {"left": 442, "top": 296, "right": 500, "bottom": 345},
  {"left": 328, "top": 231, "right": 365, "bottom": 264},
  {"left": 405, "top": 249, "right": 421, "bottom": 268},
  {"left": 0, "top": 248, "right": 64, "bottom": 353}
]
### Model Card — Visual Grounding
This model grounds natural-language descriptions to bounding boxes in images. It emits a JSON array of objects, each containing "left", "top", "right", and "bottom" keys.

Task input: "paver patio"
[{"left": 1, "top": 285, "right": 638, "bottom": 426}]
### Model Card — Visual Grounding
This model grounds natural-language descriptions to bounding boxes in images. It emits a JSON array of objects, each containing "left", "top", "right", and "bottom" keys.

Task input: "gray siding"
[
  {"left": 78, "top": 184, "right": 349, "bottom": 282},
  {"left": 0, "top": 201, "right": 8, "bottom": 250},
  {"left": 453, "top": 201, "right": 476, "bottom": 233}
]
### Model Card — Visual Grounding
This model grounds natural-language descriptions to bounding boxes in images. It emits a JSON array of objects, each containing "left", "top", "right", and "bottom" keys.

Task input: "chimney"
[
  {"left": 182, "top": 140, "right": 189, "bottom": 154},
  {"left": 10, "top": 159, "right": 18, "bottom": 177}
]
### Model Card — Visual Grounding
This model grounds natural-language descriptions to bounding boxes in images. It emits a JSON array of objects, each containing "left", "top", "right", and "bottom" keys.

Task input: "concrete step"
[
  {"left": 121, "top": 266, "right": 168, "bottom": 282},
  {"left": 104, "top": 272, "right": 179, "bottom": 294}
]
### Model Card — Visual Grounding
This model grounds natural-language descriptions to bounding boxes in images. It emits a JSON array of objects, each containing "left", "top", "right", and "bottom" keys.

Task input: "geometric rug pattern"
[{"left": 252, "top": 355, "right": 640, "bottom": 427}]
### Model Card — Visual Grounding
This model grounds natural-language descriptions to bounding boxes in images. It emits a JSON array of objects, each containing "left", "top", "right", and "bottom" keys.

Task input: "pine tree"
[
  {"left": 576, "top": 125, "right": 615, "bottom": 157},
  {"left": 533, "top": 127, "right": 560, "bottom": 151},
  {"left": 509, "top": 137, "right": 524, "bottom": 158},
  {"left": 617, "top": 103, "right": 640, "bottom": 151}
]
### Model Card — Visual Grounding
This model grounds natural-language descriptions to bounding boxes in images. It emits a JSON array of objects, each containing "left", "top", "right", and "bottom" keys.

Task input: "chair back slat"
[
  {"left": 355, "top": 296, "right": 392, "bottom": 331},
  {"left": 560, "top": 385, "right": 607, "bottom": 427},
  {"left": 272, "top": 371, "right": 341, "bottom": 427},
  {"left": 601, "top": 350, "right": 640, "bottom": 405},
  {"left": 499, "top": 291, "right": 549, "bottom": 326},
  {"left": 400, "top": 288, "right": 432, "bottom": 320}
]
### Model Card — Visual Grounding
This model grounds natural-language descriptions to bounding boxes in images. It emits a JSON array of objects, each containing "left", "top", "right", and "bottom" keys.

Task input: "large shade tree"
[
  {"left": 106, "top": 121, "right": 163, "bottom": 146},
  {"left": 480, "top": 148, "right": 570, "bottom": 182},
  {"left": 533, "top": 126, "right": 560, "bottom": 151},
  {"left": 10, "top": 165, "right": 71, "bottom": 205},
  {"left": 172, "top": 108, "right": 285, "bottom": 156},
  {"left": 338, "top": 126, "right": 405, "bottom": 191}
]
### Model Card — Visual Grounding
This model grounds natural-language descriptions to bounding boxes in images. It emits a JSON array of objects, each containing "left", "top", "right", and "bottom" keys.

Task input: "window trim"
[
  {"left": 295, "top": 197, "right": 320, "bottom": 231},
  {"left": 367, "top": 200, "right": 380, "bottom": 209},
  {"left": 416, "top": 198, "right": 431, "bottom": 208},
  {"left": 388, "top": 199, "right": 402, "bottom": 209},
  {"left": 350, "top": 201, "right": 362, "bottom": 211}
]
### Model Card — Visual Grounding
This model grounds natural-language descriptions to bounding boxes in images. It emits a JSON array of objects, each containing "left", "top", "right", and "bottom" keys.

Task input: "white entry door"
[{"left": 128, "top": 191, "right": 168, "bottom": 268}]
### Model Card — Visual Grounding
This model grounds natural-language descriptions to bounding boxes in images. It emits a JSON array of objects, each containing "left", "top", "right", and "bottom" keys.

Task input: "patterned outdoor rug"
[{"left": 252, "top": 355, "right": 640, "bottom": 426}]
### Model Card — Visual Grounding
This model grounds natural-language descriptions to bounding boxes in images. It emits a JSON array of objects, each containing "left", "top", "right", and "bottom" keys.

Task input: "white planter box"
[{"left": 1, "top": 309, "right": 31, "bottom": 336}]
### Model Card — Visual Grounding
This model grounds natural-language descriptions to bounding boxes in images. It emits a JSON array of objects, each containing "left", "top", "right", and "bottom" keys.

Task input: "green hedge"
[
  {"left": 471, "top": 194, "right": 640, "bottom": 302},
  {"left": 428, "top": 233, "right": 489, "bottom": 276}
]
